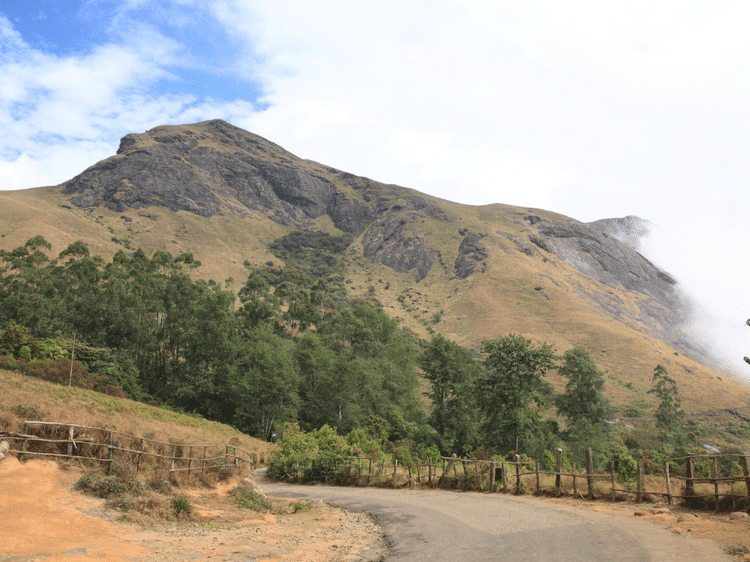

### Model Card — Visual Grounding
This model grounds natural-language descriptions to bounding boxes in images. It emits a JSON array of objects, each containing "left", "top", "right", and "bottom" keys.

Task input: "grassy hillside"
[
  {"left": 2, "top": 185, "right": 750, "bottom": 420},
  {"left": 0, "top": 369, "right": 274, "bottom": 463}
]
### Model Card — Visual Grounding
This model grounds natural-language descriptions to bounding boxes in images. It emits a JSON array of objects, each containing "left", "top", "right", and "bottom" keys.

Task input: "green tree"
[
  {"left": 555, "top": 347, "right": 613, "bottom": 425},
  {"left": 418, "top": 334, "right": 481, "bottom": 455},
  {"left": 232, "top": 324, "right": 300, "bottom": 440},
  {"left": 648, "top": 364, "right": 684, "bottom": 431},
  {"left": 476, "top": 334, "right": 557, "bottom": 456}
]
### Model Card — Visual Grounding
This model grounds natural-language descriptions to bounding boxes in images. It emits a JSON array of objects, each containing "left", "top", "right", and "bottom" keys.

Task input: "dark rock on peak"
[{"left": 63, "top": 120, "right": 373, "bottom": 232}]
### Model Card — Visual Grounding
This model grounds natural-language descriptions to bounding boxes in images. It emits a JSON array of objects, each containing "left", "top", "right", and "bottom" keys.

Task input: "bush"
[
  {"left": 170, "top": 496, "right": 192, "bottom": 517},
  {"left": 75, "top": 467, "right": 142, "bottom": 499},
  {"left": 232, "top": 486, "right": 272, "bottom": 512},
  {"left": 617, "top": 450, "right": 637, "bottom": 483}
]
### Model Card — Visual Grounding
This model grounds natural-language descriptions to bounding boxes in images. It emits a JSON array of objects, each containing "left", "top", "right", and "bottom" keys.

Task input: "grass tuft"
[
  {"left": 170, "top": 496, "right": 192, "bottom": 517},
  {"left": 231, "top": 486, "right": 272, "bottom": 512}
]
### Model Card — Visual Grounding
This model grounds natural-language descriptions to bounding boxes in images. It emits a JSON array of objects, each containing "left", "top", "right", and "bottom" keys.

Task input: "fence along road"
[{"left": 258, "top": 471, "right": 729, "bottom": 562}]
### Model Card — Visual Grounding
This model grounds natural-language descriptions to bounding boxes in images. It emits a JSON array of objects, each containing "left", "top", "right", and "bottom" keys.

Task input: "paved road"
[{"left": 259, "top": 475, "right": 729, "bottom": 561}]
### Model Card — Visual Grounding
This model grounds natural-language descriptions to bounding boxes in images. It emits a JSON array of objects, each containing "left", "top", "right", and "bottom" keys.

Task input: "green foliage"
[
  {"left": 294, "top": 501, "right": 310, "bottom": 513},
  {"left": 476, "top": 334, "right": 557, "bottom": 456},
  {"left": 170, "top": 496, "right": 192, "bottom": 516},
  {"left": 616, "top": 450, "right": 638, "bottom": 483},
  {"left": 648, "top": 365, "right": 684, "bottom": 431},
  {"left": 232, "top": 487, "right": 272, "bottom": 512},
  {"left": 346, "top": 428, "right": 386, "bottom": 459},
  {"left": 272, "top": 422, "right": 353, "bottom": 462},
  {"left": 419, "top": 334, "right": 481, "bottom": 455},
  {"left": 74, "top": 465, "right": 142, "bottom": 499},
  {"left": 555, "top": 348, "right": 612, "bottom": 425}
]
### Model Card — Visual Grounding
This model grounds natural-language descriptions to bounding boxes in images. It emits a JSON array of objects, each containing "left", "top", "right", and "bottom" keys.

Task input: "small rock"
[
  {"left": 677, "top": 514, "right": 699, "bottom": 522},
  {"left": 0, "top": 441, "right": 9, "bottom": 455},
  {"left": 729, "top": 512, "right": 749, "bottom": 521},
  {"left": 634, "top": 510, "right": 647, "bottom": 517},
  {"left": 652, "top": 507, "right": 670, "bottom": 515}
]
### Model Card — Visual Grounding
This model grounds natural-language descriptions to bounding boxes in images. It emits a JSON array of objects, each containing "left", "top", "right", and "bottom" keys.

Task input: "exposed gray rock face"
[
  {"left": 63, "top": 120, "right": 371, "bottom": 233},
  {"left": 525, "top": 215, "right": 707, "bottom": 362},
  {"left": 454, "top": 233, "right": 487, "bottom": 279},
  {"left": 362, "top": 207, "right": 435, "bottom": 282}
]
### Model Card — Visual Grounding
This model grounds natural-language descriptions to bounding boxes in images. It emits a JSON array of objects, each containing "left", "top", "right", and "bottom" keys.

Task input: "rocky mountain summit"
[{"left": 64, "top": 120, "right": 375, "bottom": 233}]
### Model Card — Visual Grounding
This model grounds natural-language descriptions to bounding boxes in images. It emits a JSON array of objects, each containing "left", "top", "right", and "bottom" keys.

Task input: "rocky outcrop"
[
  {"left": 63, "top": 120, "right": 371, "bottom": 233},
  {"left": 361, "top": 207, "right": 435, "bottom": 282},
  {"left": 521, "top": 214, "right": 706, "bottom": 361},
  {"left": 454, "top": 232, "right": 487, "bottom": 279}
]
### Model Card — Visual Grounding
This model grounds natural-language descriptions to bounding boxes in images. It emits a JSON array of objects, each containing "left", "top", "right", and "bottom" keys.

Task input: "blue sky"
[{"left": 1, "top": 0, "right": 749, "bottom": 376}]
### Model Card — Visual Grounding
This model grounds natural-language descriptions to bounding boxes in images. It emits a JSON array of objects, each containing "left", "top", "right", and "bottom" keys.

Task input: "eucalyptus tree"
[
  {"left": 419, "top": 334, "right": 481, "bottom": 455},
  {"left": 476, "top": 334, "right": 557, "bottom": 455}
]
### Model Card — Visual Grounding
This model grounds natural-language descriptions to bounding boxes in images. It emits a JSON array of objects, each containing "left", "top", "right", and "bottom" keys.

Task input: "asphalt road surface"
[{"left": 259, "top": 474, "right": 729, "bottom": 561}]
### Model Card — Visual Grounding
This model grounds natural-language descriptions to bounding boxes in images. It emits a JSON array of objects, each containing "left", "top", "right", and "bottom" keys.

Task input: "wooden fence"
[
  {"left": 0, "top": 420, "right": 256, "bottom": 481},
  {"left": 269, "top": 448, "right": 750, "bottom": 512}
]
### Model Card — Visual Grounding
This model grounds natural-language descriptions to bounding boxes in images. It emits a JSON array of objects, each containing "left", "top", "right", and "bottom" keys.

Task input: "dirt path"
[
  {"left": 2, "top": 457, "right": 750, "bottom": 561},
  {"left": 0, "top": 458, "right": 386, "bottom": 562}
]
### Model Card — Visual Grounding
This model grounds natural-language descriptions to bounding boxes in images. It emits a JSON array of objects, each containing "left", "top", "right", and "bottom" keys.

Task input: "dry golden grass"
[{"left": 0, "top": 369, "right": 275, "bottom": 464}]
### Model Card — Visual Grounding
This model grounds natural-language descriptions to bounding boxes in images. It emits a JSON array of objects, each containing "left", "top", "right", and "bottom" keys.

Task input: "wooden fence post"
[
  {"left": 170, "top": 444, "right": 177, "bottom": 483},
  {"left": 21, "top": 422, "right": 29, "bottom": 463},
  {"left": 572, "top": 460, "right": 577, "bottom": 497},
  {"left": 515, "top": 454, "right": 521, "bottom": 494},
  {"left": 535, "top": 460, "right": 541, "bottom": 494},
  {"left": 368, "top": 459, "right": 373, "bottom": 485},
  {"left": 664, "top": 460, "right": 672, "bottom": 506},
  {"left": 489, "top": 461, "right": 496, "bottom": 493},
  {"left": 67, "top": 425, "right": 75, "bottom": 461},
  {"left": 187, "top": 446, "right": 193, "bottom": 477},
  {"left": 107, "top": 431, "right": 114, "bottom": 475},
  {"left": 635, "top": 460, "right": 644, "bottom": 503},
  {"left": 501, "top": 462, "right": 508, "bottom": 490},
  {"left": 685, "top": 454, "right": 695, "bottom": 499},
  {"left": 611, "top": 461, "right": 616, "bottom": 502},
  {"left": 555, "top": 448, "right": 562, "bottom": 497},
  {"left": 235, "top": 446, "right": 240, "bottom": 476},
  {"left": 739, "top": 452, "right": 750, "bottom": 496},
  {"left": 713, "top": 457, "right": 720, "bottom": 512},
  {"left": 585, "top": 448, "right": 594, "bottom": 500},
  {"left": 393, "top": 459, "right": 398, "bottom": 482},
  {"left": 136, "top": 439, "right": 144, "bottom": 473}
]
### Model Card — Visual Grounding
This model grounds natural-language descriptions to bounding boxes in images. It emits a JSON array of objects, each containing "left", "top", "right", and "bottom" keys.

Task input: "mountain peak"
[{"left": 64, "top": 121, "right": 375, "bottom": 231}]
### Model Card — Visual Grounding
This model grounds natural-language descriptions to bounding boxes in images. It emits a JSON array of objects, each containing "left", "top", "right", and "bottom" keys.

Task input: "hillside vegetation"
[{"left": 1, "top": 120, "right": 750, "bottom": 468}]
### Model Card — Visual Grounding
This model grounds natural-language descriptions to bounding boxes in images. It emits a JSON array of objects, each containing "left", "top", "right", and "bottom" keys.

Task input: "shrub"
[
  {"left": 75, "top": 471, "right": 134, "bottom": 499},
  {"left": 294, "top": 501, "right": 310, "bottom": 513},
  {"left": 170, "top": 496, "right": 192, "bottom": 517},
  {"left": 617, "top": 451, "right": 637, "bottom": 483},
  {"left": 232, "top": 486, "right": 272, "bottom": 512}
]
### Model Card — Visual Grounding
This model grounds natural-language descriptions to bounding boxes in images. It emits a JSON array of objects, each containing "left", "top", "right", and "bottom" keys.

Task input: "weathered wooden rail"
[
  {"left": 269, "top": 448, "right": 750, "bottom": 511},
  {"left": 0, "top": 420, "right": 256, "bottom": 481}
]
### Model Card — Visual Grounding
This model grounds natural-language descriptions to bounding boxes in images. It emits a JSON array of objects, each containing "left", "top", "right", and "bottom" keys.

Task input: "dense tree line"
[{"left": 0, "top": 234, "right": 693, "bottom": 470}]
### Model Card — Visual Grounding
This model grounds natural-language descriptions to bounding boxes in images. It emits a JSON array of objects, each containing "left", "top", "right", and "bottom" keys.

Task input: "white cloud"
[{"left": 0, "top": 13, "right": 257, "bottom": 189}]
